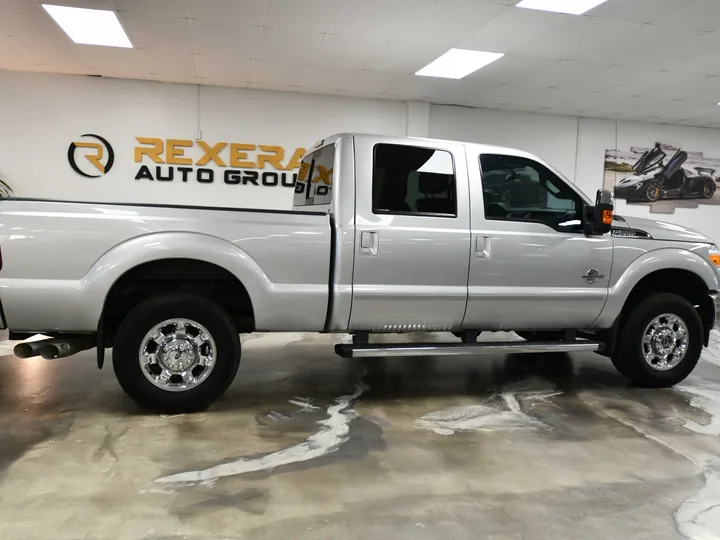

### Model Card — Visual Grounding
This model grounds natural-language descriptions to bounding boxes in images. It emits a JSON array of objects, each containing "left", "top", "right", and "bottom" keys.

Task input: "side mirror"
[{"left": 584, "top": 189, "right": 614, "bottom": 235}]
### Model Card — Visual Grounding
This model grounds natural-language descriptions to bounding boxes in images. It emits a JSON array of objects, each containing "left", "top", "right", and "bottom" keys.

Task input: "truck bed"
[{"left": 0, "top": 197, "right": 332, "bottom": 333}]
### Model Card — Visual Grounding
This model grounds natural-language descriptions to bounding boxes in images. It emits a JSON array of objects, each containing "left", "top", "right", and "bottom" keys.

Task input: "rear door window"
[
  {"left": 372, "top": 143, "right": 456, "bottom": 217},
  {"left": 293, "top": 144, "right": 335, "bottom": 206}
]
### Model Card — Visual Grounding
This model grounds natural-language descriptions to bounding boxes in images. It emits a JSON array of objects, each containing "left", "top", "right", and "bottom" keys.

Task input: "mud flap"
[{"left": 96, "top": 310, "right": 105, "bottom": 369}]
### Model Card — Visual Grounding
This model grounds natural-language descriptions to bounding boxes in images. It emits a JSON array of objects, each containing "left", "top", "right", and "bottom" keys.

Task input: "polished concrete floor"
[{"left": 1, "top": 331, "right": 720, "bottom": 540}]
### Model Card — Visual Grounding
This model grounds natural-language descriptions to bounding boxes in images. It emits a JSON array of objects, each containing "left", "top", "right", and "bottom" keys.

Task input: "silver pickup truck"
[{"left": 1, "top": 133, "right": 719, "bottom": 413}]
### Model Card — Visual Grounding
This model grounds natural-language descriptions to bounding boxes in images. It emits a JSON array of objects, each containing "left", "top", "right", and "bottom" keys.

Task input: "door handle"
[
  {"left": 360, "top": 231, "right": 379, "bottom": 256},
  {"left": 475, "top": 235, "right": 492, "bottom": 259}
]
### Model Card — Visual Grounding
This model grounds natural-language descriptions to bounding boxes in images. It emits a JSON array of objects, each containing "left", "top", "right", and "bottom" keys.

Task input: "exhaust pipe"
[
  {"left": 14, "top": 337, "right": 94, "bottom": 359},
  {"left": 14, "top": 338, "right": 54, "bottom": 359},
  {"left": 39, "top": 338, "right": 94, "bottom": 359}
]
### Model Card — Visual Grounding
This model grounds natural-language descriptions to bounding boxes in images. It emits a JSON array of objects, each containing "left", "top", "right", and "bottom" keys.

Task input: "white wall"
[
  {"left": 431, "top": 104, "right": 720, "bottom": 244},
  {"left": 0, "top": 70, "right": 408, "bottom": 209},
  {"left": 430, "top": 105, "right": 581, "bottom": 183},
  {"left": 1, "top": 70, "right": 719, "bottom": 243}
]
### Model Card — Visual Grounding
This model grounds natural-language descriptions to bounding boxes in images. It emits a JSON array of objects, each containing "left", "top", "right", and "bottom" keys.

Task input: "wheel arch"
[
  {"left": 101, "top": 257, "right": 256, "bottom": 345},
  {"left": 81, "top": 231, "right": 268, "bottom": 337},
  {"left": 595, "top": 248, "right": 719, "bottom": 351}
]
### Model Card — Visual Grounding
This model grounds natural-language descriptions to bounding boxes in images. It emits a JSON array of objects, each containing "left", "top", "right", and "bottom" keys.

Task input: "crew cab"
[{"left": 0, "top": 133, "right": 718, "bottom": 413}]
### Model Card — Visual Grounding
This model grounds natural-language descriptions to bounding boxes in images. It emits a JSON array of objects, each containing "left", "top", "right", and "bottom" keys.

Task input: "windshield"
[{"left": 293, "top": 144, "right": 335, "bottom": 207}]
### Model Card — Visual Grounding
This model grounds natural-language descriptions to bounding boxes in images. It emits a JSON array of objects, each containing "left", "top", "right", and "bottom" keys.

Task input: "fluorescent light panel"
[
  {"left": 416, "top": 49, "right": 504, "bottom": 80},
  {"left": 42, "top": 4, "right": 132, "bottom": 48},
  {"left": 515, "top": 0, "right": 608, "bottom": 16}
]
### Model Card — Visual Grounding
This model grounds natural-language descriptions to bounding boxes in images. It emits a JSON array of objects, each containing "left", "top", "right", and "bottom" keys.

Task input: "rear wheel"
[
  {"left": 113, "top": 293, "right": 241, "bottom": 413},
  {"left": 611, "top": 293, "right": 701, "bottom": 387},
  {"left": 703, "top": 179, "right": 716, "bottom": 199}
]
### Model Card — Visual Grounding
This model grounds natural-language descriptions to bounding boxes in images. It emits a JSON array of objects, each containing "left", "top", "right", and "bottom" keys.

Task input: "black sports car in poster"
[{"left": 614, "top": 143, "right": 717, "bottom": 203}]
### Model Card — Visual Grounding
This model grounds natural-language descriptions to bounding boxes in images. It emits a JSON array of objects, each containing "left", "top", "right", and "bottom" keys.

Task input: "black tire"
[
  {"left": 703, "top": 179, "right": 716, "bottom": 199},
  {"left": 452, "top": 331, "right": 481, "bottom": 341},
  {"left": 644, "top": 180, "right": 662, "bottom": 202},
  {"left": 611, "top": 293, "right": 702, "bottom": 387},
  {"left": 113, "top": 293, "right": 241, "bottom": 413},
  {"left": 516, "top": 331, "right": 564, "bottom": 341}
]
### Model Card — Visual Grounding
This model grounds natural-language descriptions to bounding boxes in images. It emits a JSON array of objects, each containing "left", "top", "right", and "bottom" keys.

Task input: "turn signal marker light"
[
  {"left": 709, "top": 245, "right": 720, "bottom": 267},
  {"left": 602, "top": 209, "right": 613, "bottom": 225}
]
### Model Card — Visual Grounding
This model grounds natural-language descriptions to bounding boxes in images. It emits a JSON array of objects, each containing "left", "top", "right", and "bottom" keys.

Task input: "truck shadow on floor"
[{"left": 215, "top": 352, "right": 631, "bottom": 413}]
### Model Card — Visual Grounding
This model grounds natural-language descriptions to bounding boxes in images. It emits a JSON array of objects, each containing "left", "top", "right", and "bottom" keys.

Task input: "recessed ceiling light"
[
  {"left": 515, "top": 0, "right": 609, "bottom": 16},
  {"left": 415, "top": 49, "right": 504, "bottom": 79},
  {"left": 42, "top": 4, "right": 132, "bottom": 48}
]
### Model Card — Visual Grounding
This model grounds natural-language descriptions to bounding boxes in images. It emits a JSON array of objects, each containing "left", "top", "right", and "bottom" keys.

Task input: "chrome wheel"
[
  {"left": 642, "top": 313, "right": 689, "bottom": 371},
  {"left": 139, "top": 318, "right": 216, "bottom": 392}
]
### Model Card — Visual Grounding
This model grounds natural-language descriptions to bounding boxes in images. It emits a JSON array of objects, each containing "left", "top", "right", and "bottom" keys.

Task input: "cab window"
[
  {"left": 293, "top": 144, "right": 334, "bottom": 206},
  {"left": 372, "top": 144, "right": 456, "bottom": 217},
  {"left": 479, "top": 154, "right": 583, "bottom": 232}
]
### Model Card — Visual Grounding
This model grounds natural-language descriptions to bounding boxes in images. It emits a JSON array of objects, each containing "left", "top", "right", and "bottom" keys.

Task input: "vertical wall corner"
[{"left": 406, "top": 101, "right": 431, "bottom": 138}]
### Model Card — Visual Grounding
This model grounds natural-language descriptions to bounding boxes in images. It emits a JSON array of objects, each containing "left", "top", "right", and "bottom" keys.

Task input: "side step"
[{"left": 335, "top": 339, "right": 603, "bottom": 359}]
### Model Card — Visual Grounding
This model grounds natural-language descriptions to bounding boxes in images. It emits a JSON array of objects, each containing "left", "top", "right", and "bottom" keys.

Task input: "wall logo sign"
[
  {"left": 67, "top": 135, "right": 305, "bottom": 188},
  {"left": 68, "top": 134, "right": 115, "bottom": 178},
  {"left": 133, "top": 138, "right": 305, "bottom": 187}
]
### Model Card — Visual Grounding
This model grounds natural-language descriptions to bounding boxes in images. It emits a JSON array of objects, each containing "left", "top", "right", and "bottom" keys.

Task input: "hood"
[
  {"left": 617, "top": 215, "right": 711, "bottom": 244},
  {"left": 618, "top": 169, "right": 660, "bottom": 186}
]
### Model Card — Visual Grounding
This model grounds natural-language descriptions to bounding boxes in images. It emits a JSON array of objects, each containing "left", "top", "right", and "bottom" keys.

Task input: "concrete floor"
[{"left": 1, "top": 331, "right": 720, "bottom": 540}]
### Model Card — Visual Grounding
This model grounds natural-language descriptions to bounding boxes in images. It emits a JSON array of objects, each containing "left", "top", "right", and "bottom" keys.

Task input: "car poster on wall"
[
  {"left": 0, "top": 171, "right": 13, "bottom": 198},
  {"left": 604, "top": 143, "right": 720, "bottom": 213}
]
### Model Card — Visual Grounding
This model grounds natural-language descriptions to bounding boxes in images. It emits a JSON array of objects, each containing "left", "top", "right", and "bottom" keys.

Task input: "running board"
[{"left": 335, "top": 339, "right": 603, "bottom": 359}]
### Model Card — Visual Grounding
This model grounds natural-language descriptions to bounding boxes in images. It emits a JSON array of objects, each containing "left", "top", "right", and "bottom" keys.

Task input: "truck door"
[
  {"left": 348, "top": 137, "right": 471, "bottom": 331},
  {"left": 463, "top": 151, "right": 612, "bottom": 331}
]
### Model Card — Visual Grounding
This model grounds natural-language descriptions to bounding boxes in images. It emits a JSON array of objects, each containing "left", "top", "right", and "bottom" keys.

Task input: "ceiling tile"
[
  {"left": 263, "top": 0, "right": 347, "bottom": 33},
  {"left": 37, "top": 0, "right": 114, "bottom": 8},
  {"left": 0, "top": 35, "right": 34, "bottom": 70},
  {"left": 514, "top": 16, "right": 642, "bottom": 61},
  {"left": 114, "top": 0, "right": 189, "bottom": 18},
  {"left": 312, "top": 34, "right": 386, "bottom": 70},
  {"left": 191, "top": 20, "right": 258, "bottom": 57},
  {"left": 249, "top": 60, "right": 308, "bottom": 87},
  {"left": 253, "top": 27, "right": 324, "bottom": 63},
  {"left": 331, "top": 0, "right": 430, "bottom": 40},
  {"left": 120, "top": 13, "right": 193, "bottom": 51},
  {"left": 142, "top": 49, "right": 199, "bottom": 78},
  {"left": 393, "top": 0, "right": 509, "bottom": 46},
  {"left": 198, "top": 56, "right": 253, "bottom": 82},
  {"left": 303, "top": 66, "right": 406, "bottom": 93},
  {"left": 189, "top": 0, "right": 265, "bottom": 25},
  {"left": 362, "top": 40, "right": 448, "bottom": 73},
  {"left": 651, "top": 0, "right": 720, "bottom": 31},
  {"left": 0, "top": 0, "right": 719, "bottom": 127},
  {"left": 587, "top": 0, "right": 700, "bottom": 24},
  {"left": 458, "top": 8, "right": 573, "bottom": 52},
  {"left": 0, "top": 0, "right": 67, "bottom": 38}
]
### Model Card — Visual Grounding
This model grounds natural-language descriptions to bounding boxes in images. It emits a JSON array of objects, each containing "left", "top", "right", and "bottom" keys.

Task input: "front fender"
[
  {"left": 78, "top": 231, "right": 271, "bottom": 330},
  {"left": 593, "top": 247, "right": 720, "bottom": 328}
]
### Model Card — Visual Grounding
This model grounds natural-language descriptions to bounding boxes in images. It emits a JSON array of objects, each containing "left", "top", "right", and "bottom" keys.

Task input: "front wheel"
[
  {"left": 611, "top": 293, "right": 702, "bottom": 387},
  {"left": 113, "top": 293, "right": 241, "bottom": 413},
  {"left": 644, "top": 180, "right": 662, "bottom": 202}
]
